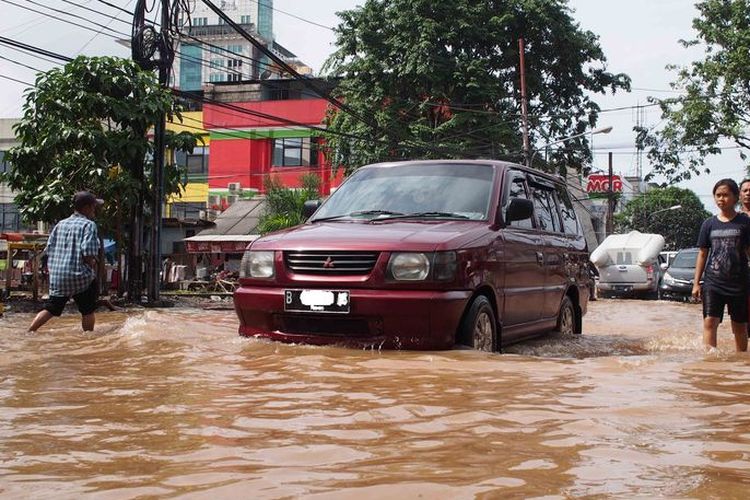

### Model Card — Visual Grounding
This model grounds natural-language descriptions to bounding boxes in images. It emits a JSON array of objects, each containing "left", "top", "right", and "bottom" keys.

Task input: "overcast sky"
[{"left": 0, "top": 0, "right": 741, "bottom": 210}]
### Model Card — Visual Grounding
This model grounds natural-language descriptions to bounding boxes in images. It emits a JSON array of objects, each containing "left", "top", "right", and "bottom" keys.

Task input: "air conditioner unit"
[
  {"left": 207, "top": 195, "right": 221, "bottom": 207},
  {"left": 227, "top": 194, "right": 239, "bottom": 205},
  {"left": 199, "top": 209, "right": 208, "bottom": 220},
  {"left": 227, "top": 182, "right": 242, "bottom": 192}
]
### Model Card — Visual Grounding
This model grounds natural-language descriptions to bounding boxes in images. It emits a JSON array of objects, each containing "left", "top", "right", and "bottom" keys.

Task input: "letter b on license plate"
[{"left": 284, "top": 289, "right": 350, "bottom": 313}]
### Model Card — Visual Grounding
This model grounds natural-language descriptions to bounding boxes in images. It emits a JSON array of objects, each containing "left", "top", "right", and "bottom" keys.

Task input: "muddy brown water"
[{"left": 1, "top": 300, "right": 749, "bottom": 498}]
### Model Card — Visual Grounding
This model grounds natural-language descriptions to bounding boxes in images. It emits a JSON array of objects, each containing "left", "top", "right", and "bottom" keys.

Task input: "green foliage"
[
  {"left": 2, "top": 56, "right": 198, "bottom": 229},
  {"left": 614, "top": 187, "right": 710, "bottom": 250},
  {"left": 257, "top": 174, "right": 320, "bottom": 234},
  {"left": 323, "top": 0, "right": 630, "bottom": 174},
  {"left": 637, "top": 0, "right": 750, "bottom": 182}
]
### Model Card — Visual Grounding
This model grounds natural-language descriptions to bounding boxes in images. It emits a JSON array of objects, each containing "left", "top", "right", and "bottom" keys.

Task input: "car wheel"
[
  {"left": 557, "top": 296, "right": 576, "bottom": 336},
  {"left": 459, "top": 295, "right": 497, "bottom": 352}
]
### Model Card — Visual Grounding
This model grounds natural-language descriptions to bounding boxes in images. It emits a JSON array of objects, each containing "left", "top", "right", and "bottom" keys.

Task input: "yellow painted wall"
[
  {"left": 166, "top": 182, "right": 209, "bottom": 217},
  {"left": 165, "top": 111, "right": 209, "bottom": 215},
  {"left": 167, "top": 111, "right": 210, "bottom": 145}
]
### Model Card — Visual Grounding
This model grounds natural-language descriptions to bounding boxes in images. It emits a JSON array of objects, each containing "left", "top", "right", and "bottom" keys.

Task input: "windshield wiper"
[
  {"left": 375, "top": 211, "right": 470, "bottom": 221},
  {"left": 311, "top": 209, "right": 404, "bottom": 222}
]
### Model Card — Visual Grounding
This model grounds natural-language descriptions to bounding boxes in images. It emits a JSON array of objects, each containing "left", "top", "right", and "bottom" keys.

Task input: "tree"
[
  {"left": 637, "top": 0, "right": 750, "bottom": 182},
  {"left": 614, "top": 187, "right": 710, "bottom": 250},
  {"left": 323, "top": 0, "right": 630, "bottom": 174},
  {"left": 257, "top": 174, "right": 320, "bottom": 234},
  {"left": 3, "top": 56, "right": 199, "bottom": 298}
]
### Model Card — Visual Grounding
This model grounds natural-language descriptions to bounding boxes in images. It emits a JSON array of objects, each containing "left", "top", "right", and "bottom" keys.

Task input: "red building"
[{"left": 201, "top": 79, "right": 344, "bottom": 197}]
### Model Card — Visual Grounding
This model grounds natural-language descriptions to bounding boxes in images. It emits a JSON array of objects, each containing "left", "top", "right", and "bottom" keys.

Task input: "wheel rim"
[
  {"left": 474, "top": 311, "right": 494, "bottom": 351},
  {"left": 560, "top": 305, "right": 574, "bottom": 335}
]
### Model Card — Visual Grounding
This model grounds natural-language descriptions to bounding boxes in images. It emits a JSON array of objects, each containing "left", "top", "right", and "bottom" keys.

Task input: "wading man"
[{"left": 29, "top": 192, "right": 103, "bottom": 332}]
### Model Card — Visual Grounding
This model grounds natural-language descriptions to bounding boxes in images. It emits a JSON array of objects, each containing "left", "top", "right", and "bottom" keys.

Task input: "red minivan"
[{"left": 234, "top": 160, "right": 591, "bottom": 351}]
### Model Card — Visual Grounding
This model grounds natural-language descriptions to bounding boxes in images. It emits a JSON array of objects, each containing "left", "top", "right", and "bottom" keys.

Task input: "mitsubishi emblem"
[{"left": 323, "top": 256, "right": 335, "bottom": 268}]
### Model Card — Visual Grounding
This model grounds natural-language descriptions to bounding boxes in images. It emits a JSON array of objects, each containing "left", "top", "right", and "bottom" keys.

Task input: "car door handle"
[{"left": 536, "top": 251, "right": 544, "bottom": 265}]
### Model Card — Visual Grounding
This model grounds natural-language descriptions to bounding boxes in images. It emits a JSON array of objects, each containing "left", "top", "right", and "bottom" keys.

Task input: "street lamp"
[
  {"left": 528, "top": 126, "right": 613, "bottom": 166},
  {"left": 648, "top": 204, "right": 682, "bottom": 219}
]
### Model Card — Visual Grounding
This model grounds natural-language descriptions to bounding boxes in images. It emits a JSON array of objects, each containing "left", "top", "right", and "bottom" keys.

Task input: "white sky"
[{"left": 0, "top": 0, "right": 741, "bottom": 211}]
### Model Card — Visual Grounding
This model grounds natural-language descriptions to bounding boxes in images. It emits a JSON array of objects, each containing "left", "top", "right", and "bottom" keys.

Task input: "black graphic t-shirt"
[{"left": 697, "top": 213, "right": 750, "bottom": 295}]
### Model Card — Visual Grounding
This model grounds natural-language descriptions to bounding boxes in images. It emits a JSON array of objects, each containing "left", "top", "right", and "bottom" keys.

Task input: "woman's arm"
[{"left": 692, "top": 248, "right": 709, "bottom": 298}]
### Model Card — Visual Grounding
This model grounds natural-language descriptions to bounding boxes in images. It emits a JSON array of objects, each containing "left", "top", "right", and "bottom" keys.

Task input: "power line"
[
  {"left": 0, "top": 53, "right": 43, "bottom": 73},
  {"left": 0, "top": 73, "right": 33, "bottom": 85},
  {"left": 247, "top": 0, "right": 334, "bottom": 31}
]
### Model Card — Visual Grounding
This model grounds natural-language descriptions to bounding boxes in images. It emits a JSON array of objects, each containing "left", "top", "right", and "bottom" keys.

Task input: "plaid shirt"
[{"left": 46, "top": 212, "right": 100, "bottom": 297}]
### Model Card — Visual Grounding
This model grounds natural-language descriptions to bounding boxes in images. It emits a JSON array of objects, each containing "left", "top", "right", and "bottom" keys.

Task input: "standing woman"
[{"left": 692, "top": 179, "right": 750, "bottom": 352}]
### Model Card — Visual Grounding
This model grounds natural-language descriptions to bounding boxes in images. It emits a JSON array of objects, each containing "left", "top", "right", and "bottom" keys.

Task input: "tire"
[
  {"left": 557, "top": 296, "right": 576, "bottom": 336},
  {"left": 458, "top": 295, "right": 497, "bottom": 352}
]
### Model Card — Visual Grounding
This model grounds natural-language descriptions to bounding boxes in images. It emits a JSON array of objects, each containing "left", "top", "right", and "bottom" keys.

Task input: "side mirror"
[
  {"left": 302, "top": 199, "right": 322, "bottom": 219},
  {"left": 505, "top": 198, "right": 534, "bottom": 223},
  {"left": 660, "top": 262, "right": 668, "bottom": 272}
]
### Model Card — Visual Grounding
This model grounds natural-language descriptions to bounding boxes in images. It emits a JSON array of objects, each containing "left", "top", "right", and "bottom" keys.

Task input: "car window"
[
  {"left": 312, "top": 163, "right": 494, "bottom": 221},
  {"left": 506, "top": 176, "right": 534, "bottom": 229},
  {"left": 616, "top": 252, "right": 633, "bottom": 265},
  {"left": 671, "top": 251, "right": 698, "bottom": 268},
  {"left": 531, "top": 186, "right": 562, "bottom": 233},
  {"left": 555, "top": 185, "right": 580, "bottom": 235}
]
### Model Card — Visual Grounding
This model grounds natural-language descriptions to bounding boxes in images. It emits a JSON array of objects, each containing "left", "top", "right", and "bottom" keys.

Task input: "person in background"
[
  {"left": 692, "top": 179, "right": 750, "bottom": 352},
  {"left": 28, "top": 192, "right": 103, "bottom": 332},
  {"left": 739, "top": 178, "right": 750, "bottom": 338}
]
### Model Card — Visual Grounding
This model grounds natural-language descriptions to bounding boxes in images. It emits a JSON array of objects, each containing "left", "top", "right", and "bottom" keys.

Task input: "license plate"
[
  {"left": 284, "top": 289, "right": 350, "bottom": 313},
  {"left": 614, "top": 285, "right": 632, "bottom": 292}
]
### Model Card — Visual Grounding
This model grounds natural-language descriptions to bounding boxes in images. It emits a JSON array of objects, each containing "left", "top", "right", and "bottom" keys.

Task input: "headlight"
[
  {"left": 240, "top": 251, "right": 275, "bottom": 278},
  {"left": 388, "top": 252, "right": 430, "bottom": 281},
  {"left": 662, "top": 272, "right": 676, "bottom": 285}
]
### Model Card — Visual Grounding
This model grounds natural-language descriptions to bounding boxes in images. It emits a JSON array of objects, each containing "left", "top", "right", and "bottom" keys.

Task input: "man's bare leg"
[
  {"left": 29, "top": 310, "right": 54, "bottom": 332},
  {"left": 81, "top": 313, "right": 95, "bottom": 332},
  {"left": 731, "top": 321, "right": 748, "bottom": 352}
]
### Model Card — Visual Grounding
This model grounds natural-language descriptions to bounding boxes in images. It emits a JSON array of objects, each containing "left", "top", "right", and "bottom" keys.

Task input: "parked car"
[
  {"left": 659, "top": 248, "right": 699, "bottom": 301},
  {"left": 233, "top": 160, "right": 592, "bottom": 351},
  {"left": 591, "top": 231, "right": 665, "bottom": 299},
  {"left": 659, "top": 250, "right": 678, "bottom": 268}
]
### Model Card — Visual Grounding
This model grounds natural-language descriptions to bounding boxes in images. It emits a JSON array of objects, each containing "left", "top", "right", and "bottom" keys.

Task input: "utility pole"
[
  {"left": 133, "top": 0, "right": 177, "bottom": 304},
  {"left": 518, "top": 38, "right": 531, "bottom": 166},
  {"left": 606, "top": 151, "right": 614, "bottom": 236}
]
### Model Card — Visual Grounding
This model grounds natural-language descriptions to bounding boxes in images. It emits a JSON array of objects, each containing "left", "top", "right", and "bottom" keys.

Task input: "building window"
[
  {"left": 175, "top": 146, "right": 209, "bottom": 175},
  {"left": 0, "top": 203, "right": 21, "bottom": 231},
  {"left": 193, "top": 17, "right": 208, "bottom": 26},
  {"left": 210, "top": 58, "right": 223, "bottom": 69},
  {"left": 228, "top": 44, "right": 242, "bottom": 54},
  {"left": 240, "top": 15, "right": 251, "bottom": 24},
  {"left": 209, "top": 73, "right": 224, "bottom": 82},
  {"left": 226, "top": 73, "right": 241, "bottom": 82},
  {"left": 0, "top": 150, "right": 8, "bottom": 174},
  {"left": 171, "top": 202, "right": 205, "bottom": 220},
  {"left": 272, "top": 138, "right": 320, "bottom": 167},
  {"left": 227, "top": 58, "right": 242, "bottom": 68}
]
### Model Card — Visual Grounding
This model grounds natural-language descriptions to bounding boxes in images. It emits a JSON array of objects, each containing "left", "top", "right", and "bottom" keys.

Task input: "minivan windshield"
[
  {"left": 311, "top": 163, "right": 495, "bottom": 222},
  {"left": 671, "top": 250, "right": 698, "bottom": 268}
]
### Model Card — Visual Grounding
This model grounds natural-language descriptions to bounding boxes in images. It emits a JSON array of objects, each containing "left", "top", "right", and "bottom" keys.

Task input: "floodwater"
[{"left": 1, "top": 300, "right": 750, "bottom": 499}]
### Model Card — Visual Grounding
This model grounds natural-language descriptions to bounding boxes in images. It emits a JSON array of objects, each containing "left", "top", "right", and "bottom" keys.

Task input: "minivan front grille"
[{"left": 284, "top": 251, "right": 379, "bottom": 275}]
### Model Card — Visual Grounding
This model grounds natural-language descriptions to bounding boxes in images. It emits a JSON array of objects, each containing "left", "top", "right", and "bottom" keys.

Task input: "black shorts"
[
  {"left": 44, "top": 280, "right": 99, "bottom": 317},
  {"left": 702, "top": 288, "right": 748, "bottom": 323}
]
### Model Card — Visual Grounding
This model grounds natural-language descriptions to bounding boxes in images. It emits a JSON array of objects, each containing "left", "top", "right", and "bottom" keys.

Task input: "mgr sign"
[{"left": 586, "top": 174, "right": 622, "bottom": 193}]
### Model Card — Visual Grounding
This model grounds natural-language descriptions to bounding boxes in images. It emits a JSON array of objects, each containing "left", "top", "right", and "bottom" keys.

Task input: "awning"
[{"left": 183, "top": 234, "right": 259, "bottom": 254}]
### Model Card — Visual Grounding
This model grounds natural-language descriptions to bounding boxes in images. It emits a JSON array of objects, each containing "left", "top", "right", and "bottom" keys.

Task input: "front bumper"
[
  {"left": 233, "top": 286, "right": 473, "bottom": 350},
  {"left": 660, "top": 281, "right": 693, "bottom": 300}
]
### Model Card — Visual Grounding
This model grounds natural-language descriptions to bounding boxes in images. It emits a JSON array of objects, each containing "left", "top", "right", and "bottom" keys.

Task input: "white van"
[{"left": 591, "top": 231, "right": 665, "bottom": 299}]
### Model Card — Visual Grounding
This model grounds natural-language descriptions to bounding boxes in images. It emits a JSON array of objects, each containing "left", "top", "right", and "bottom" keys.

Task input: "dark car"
[
  {"left": 234, "top": 160, "right": 592, "bottom": 351},
  {"left": 659, "top": 248, "right": 699, "bottom": 301}
]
